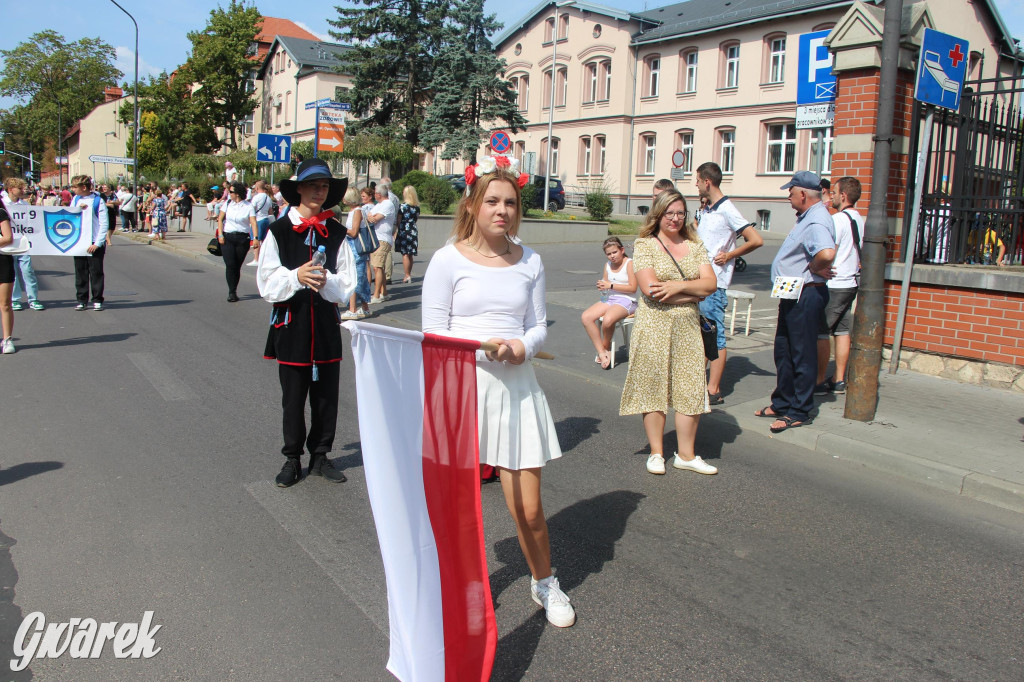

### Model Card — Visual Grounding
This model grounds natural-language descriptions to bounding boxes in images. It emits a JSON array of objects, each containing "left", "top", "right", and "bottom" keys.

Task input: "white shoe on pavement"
[
  {"left": 673, "top": 453, "right": 717, "bottom": 475},
  {"left": 339, "top": 310, "right": 360, "bottom": 320},
  {"left": 646, "top": 454, "right": 666, "bottom": 475},
  {"left": 1, "top": 337, "right": 15, "bottom": 354},
  {"left": 369, "top": 296, "right": 384, "bottom": 304},
  {"left": 531, "top": 576, "right": 576, "bottom": 627}
]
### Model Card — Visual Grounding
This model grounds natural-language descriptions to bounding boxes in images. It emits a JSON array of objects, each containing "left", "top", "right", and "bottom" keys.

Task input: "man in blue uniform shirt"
[{"left": 755, "top": 171, "right": 836, "bottom": 432}]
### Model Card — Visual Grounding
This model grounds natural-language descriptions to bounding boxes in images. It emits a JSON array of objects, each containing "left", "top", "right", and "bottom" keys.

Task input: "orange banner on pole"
[{"left": 317, "top": 108, "right": 346, "bottom": 153}]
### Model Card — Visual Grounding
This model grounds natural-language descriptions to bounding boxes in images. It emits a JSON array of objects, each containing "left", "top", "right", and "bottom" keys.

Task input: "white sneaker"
[
  {"left": 339, "top": 310, "right": 360, "bottom": 320},
  {"left": 673, "top": 453, "right": 718, "bottom": 475},
  {"left": 369, "top": 296, "right": 384, "bottom": 304},
  {"left": 531, "top": 576, "right": 576, "bottom": 627},
  {"left": 1, "top": 337, "right": 15, "bottom": 354},
  {"left": 93, "top": 302, "right": 104, "bottom": 311},
  {"left": 646, "top": 454, "right": 666, "bottom": 475}
]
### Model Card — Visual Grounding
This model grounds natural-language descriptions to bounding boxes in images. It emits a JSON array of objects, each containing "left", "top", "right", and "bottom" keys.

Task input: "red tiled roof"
[{"left": 257, "top": 16, "right": 319, "bottom": 45}]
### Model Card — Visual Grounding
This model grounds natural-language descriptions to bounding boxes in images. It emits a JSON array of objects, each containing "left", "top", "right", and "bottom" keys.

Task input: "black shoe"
[
  {"left": 708, "top": 392, "right": 724, "bottom": 405},
  {"left": 832, "top": 380, "right": 847, "bottom": 394},
  {"left": 814, "top": 378, "right": 835, "bottom": 395},
  {"left": 308, "top": 454, "right": 347, "bottom": 483},
  {"left": 227, "top": 292, "right": 239, "bottom": 302},
  {"left": 275, "top": 458, "right": 302, "bottom": 487}
]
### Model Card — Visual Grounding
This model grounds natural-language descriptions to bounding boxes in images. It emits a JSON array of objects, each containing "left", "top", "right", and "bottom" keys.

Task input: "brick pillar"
[{"left": 831, "top": 67, "right": 916, "bottom": 262}]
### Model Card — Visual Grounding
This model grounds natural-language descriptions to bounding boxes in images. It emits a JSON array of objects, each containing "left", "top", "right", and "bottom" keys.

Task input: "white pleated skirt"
[{"left": 476, "top": 361, "right": 562, "bottom": 470}]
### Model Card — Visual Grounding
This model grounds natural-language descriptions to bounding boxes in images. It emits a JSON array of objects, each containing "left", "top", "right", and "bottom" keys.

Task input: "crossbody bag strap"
[{"left": 655, "top": 236, "right": 688, "bottom": 280}]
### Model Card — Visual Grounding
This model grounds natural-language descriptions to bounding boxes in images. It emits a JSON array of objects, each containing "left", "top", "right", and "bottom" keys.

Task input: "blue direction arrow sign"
[
  {"left": 914, "top": 28, "right": 969, "bottom": 111},
  {"left": 256, "top": 133, "right": 291, "bottom": 163}
]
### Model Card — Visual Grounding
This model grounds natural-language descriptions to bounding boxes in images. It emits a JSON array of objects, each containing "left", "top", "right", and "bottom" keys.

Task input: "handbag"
[
  {"left": 207, "top": 231, "right": 222, "bottom": 256},
  {"left": 354, "top": 218, "right": 380, "bottom": 255},
  {"left": 654, "top": 237, "right": 719, "bottom": 361}
]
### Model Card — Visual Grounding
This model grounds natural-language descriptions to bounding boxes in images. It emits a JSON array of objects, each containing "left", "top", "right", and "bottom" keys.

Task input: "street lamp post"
[{"left": 110, "top": 0, "right": 139, "bottom": 200}]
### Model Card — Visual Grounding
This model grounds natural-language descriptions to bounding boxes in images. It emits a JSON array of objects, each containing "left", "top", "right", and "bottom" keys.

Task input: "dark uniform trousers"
[
  {"left": 73, "top": 246, "right": 106, "bottom": 304},
  {"left": 771, "top": 284, "right": 829, "bottom": 422},
  {"left": 279, "top": 362, "right": 340, "bottom": 457}
]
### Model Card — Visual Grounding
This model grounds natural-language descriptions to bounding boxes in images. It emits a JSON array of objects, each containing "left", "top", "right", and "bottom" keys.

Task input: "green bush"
[
  {"left": 585, "top": 189, "right": 614, "bottom": 221},
  {"left": 420, "top": 175, "right": 458, "bottom": 214},
  {"left": 520, "top": 181, "right": 537, "bottom": 217},
  {"left": 394, "top": 170, "right": 435, "bottom": 196}
]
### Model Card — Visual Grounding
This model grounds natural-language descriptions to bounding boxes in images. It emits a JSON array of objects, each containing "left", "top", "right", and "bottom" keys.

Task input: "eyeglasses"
[{"left": 662, "top": 211, "right": 688, "bottom": 220}]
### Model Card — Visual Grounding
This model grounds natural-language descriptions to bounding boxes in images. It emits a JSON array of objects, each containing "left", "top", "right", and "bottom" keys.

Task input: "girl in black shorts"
[{"left": 0, "top": 197, "right": 16, "bottom": 353}]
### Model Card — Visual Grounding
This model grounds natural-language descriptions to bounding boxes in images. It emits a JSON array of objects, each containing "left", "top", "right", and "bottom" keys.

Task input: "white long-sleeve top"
[
  {"left": 70, "top": 192, "right": 109, "bottom": 246},
  {"left": 421, "top": 243, "right": 548, "bottom": 360},
  {"left": 256, "top": 207, "right": 357, "bottom": 304}
]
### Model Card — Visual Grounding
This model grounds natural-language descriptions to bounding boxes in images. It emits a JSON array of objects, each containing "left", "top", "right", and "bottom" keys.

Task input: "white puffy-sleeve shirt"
[
  {"left": 421, "top": 243, "right": 548, "bottom": 360},
  {"left": 256, "top": 207, "right": 356, "bottom": 304}
]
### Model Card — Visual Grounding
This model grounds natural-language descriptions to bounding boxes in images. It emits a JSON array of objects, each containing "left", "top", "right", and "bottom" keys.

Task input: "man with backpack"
[
  {"left": 69, "top": 176, "right": 109, "bottom": 311},
  {"left": 815, "top": 176, "right": 864, "bottom": 395}
]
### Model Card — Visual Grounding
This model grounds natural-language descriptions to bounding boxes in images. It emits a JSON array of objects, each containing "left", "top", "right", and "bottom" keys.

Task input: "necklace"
[{"left": 469, "top": 239, "right": 511, "bottom": 258}]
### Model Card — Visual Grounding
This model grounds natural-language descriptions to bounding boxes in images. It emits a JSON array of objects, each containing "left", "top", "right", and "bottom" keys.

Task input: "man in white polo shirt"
[
  {"left": 364, "top": 180, "right": 396, "bottom": 303},
  {"left": 694, "top": 161, "right": 764, "bottom": 404}
]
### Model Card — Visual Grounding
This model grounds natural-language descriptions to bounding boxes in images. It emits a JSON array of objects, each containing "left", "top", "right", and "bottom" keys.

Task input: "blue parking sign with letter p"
[{"left": 797, "top": 30, "right": 837, "bottom": 105}]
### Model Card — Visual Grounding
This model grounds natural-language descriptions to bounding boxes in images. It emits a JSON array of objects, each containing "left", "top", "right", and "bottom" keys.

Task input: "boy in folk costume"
[{"left": 257, "top": 159, "right": 357, "bottom": 487}]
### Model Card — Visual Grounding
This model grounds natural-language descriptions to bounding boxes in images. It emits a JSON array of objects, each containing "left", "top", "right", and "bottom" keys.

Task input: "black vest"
[{"left": 263, "top": 215, "right": 345, "bottom": 366}]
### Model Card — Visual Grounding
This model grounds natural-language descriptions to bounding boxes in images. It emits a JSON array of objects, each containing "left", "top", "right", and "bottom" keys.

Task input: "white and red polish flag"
[{"left": 343, "top": 321, "right": 497, "bottom": 682}]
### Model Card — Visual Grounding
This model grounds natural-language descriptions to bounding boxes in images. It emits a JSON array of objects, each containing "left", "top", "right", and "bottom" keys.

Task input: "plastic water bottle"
[
  {"left": 600, "top": 283, "right": 609, "bottom": 302},
  {"left": 311, "top": 245, "right": 327, "bottom": 274}
]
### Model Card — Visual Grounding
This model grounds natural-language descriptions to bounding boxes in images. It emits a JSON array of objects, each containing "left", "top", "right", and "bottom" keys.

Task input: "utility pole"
[{"left": 844, "top": 0, "right": 905, "bottom": 421}]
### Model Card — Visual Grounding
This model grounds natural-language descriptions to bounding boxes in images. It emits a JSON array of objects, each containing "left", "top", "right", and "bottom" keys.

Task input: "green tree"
[
  {"left": 327, "top": 0, "right": 446, "bottom": 148},
  {"left": 0, "top": 30, "right": 122, "bottom": 154},
  {"left": 420, "top": 0, "right": 525, "bottom": 163},
  {"left": 184, "top": 0, "right": 262, "bottom": 150}
]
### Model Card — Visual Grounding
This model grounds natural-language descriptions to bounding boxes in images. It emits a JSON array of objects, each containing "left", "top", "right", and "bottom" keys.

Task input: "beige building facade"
[
  {"left": 64, "top": 87, "right": 134, "bottom": 185},
  {"left": 489, "top": 0, "right": 1019, "bottom": 231}
]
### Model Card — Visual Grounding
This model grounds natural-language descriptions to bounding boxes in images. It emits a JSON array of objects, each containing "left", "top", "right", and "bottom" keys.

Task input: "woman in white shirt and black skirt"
[{"left": 217, "top": 181, "right": 258, "bottom": 302}]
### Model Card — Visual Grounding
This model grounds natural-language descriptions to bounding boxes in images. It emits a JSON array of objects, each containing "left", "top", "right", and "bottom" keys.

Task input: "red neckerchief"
[{"left": 293, "top": 210, "right": 334, "bottom": 238}]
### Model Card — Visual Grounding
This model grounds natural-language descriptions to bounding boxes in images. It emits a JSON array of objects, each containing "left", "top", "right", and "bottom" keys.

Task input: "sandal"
[
  {"left": 599, "top": 350, "right": 612, "bottom": 370},
  {"left": 754, "top": 406, "right": 778, "bottom": 418},
  {"left": 770, "top": 416, "right": 806, "bottom": 433}
]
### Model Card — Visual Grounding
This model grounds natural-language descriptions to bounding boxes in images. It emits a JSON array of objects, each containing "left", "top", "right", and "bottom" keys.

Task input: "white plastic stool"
[
  {"left": 726, "top": 289, "right": 755, "bottom": 336},
  {"left": 596, "top": 314, "right": 635, "bottom": 368}
]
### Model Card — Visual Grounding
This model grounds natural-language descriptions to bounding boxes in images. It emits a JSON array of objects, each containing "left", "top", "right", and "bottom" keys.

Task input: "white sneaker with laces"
[
  {"left": 646, "top": 454, "right": 666, "bottom": 475},
  {"left": 1, "top": 337, "right": 15, "bottom": 354},
  {"left": 673, "top": 453, "right": 718, "bottom": 475},
  {"left": 369, "top": 296, "right": 383, "bottom": 304},
  {"left": 93, "top": 302, "right": 104, "bottom": 311},
  {"left": 531, "top": 576, "right": 576, "bottom": 627},
  {"left": 339, "top": 310, "right": 360, "bottom": 320}
]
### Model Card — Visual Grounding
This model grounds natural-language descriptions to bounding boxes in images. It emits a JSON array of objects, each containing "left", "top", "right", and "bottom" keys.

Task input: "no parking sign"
[{"left": 489, "top": 130, "right": 511, "bottom": 154}]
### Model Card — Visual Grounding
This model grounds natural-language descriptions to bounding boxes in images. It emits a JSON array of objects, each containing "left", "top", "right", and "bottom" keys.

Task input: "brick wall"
[{"left": 883, "top": 281, "right": 1024, "bottom": 366}]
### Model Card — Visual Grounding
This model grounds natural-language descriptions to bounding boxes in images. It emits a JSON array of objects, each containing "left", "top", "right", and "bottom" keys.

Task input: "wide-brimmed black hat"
[{"left": 279, "top": 159, "right": 347, "bottom": 209}]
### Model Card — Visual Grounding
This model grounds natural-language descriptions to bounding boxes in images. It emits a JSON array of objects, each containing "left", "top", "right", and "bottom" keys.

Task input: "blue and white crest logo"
[{"left": 44, "top": 209, "right": 82, "bottom": 253}]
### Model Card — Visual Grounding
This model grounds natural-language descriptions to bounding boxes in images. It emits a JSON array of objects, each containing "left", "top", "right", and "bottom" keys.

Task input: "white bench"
[
  {"left": 596, "top": 314, "right": 635, "bottom": 368},
  {"left": 726, "top": 290, "right": 756, "bottom": 336}
]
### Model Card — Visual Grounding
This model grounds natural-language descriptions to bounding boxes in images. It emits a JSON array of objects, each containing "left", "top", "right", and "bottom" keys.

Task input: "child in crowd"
[{"left": 581, "top": 236, "right": 638, "bottom": 369}]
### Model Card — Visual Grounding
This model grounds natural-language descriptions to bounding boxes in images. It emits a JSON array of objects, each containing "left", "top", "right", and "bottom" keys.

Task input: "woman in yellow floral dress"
[{"left": 620, "top": 189, "right": 719, "bottom": 475}]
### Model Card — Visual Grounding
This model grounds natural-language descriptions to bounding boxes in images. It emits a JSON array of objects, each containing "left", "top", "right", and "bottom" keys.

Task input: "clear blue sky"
[{"left": 1, "top": 0, "right": 1022, "bottom": 111}]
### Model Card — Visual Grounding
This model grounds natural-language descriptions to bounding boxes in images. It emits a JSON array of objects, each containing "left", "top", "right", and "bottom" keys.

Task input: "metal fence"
[{"left": 903, "top": 74, "right": 1024, "bottom": 265}]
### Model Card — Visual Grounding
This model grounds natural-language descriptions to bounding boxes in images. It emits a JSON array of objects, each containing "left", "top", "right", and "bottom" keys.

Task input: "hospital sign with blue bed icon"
[{"left": 914, "top": 28, "right": 969, "bottom": 112}]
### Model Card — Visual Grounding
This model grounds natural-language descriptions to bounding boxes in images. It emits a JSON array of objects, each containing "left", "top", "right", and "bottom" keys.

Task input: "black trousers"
[
  {"left": 121, "top": 210, "right": 137, "bottom": 230},
  {"left": 73, "top": 247, "right": 106, "bottom": 304},
  {"left": 221, "top": 232, "right": 250, "bottom": 295},
  {"left": 279, "top": 362, "right": 340, "bottom": 458},
  {"left": 771, "top": 285, "right": 829, "bottom": 422}
]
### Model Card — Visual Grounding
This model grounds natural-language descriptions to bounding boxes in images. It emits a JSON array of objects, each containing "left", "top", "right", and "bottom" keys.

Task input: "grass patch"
[{"left": 608, "top": 218, "right": 642, "bottom": 235}]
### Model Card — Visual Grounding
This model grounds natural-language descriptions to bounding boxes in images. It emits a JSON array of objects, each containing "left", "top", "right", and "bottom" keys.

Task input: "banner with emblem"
[{"left": 5, "top": 205, "right": 93, "bottom": 256}]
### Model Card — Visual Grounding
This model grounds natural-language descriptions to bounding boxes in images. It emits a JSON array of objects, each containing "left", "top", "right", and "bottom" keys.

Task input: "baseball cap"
[{"left": 780, "top": 170, "right": 822, "bottom": 191}]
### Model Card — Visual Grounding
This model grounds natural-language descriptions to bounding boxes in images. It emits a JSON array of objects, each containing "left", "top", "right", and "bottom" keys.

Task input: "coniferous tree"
[
  {"left": 327, "top": 0, "right": 447, "bottom": 147},
  {"left": 420, "top": 0, "right": 526, "bottom": 163}
]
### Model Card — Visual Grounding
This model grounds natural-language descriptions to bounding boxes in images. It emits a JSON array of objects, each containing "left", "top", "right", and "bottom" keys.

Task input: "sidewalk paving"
[{"left": 118, "top": 229, "right": 1024, "bottom": 514}]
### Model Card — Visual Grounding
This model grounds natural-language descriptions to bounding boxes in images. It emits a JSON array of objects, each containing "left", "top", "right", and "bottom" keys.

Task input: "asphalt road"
[{"left": 2, "top": 238, "right": 1022, "bottom": 680}]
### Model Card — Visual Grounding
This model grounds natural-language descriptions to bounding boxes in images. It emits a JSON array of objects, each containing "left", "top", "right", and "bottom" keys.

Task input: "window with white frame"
[
  {"left": 676, "top": 131, "right": 694, "bottom": 173},
  {"left": 550, "top": 138, "right": 560, "bottom": 174},
  {"left": 557, "top": 67, "right": 567, "bottom": 107},
  {"left": 641, "top": 133, "right": 656, "bottom": 174},
  {"left": 601, "top": 60, "right": 612, "bottom": 100},
  {"left": 543, "top": 137, "right": 560, "bottom": 175},
  {"left": 511, "top": 75, "right": 529, "bottom": 111},
  {"left": 242, "top": 113, "right": 254, "bottom": 136},
  {"left": 723, "top": 43, "right": 740, "bottom": 88},
  {"left": 284, "top": 92, "right": 290, "bottom": 125},
  {"left": 544, "top": 17, "right": 555, "bottom": 43},
  {"left": 766, "top": 123, "right": 797, "bottom": 173},
  {"left": 558, "top": 14, "right": 568, "bottom": 40},
  {"left": 646, "top": 56, "right": 660, "bottom": 97},
  {"left": 808, "top": 127, "right": 833, "bottom": 174},
  {"left": 720, "top": 129, "right": 736, "bottom": 173},
  {"left": 684, "top": 50, "right": 698, "bottom": 93},
  {"left": 585, "top": 62, "right": 598, "bottom": 102},
  {"left": 579, "top": 137, "right": 592, "bottom": 176},
  {"left": 595, "top": 135, "right": 606, "bottom": 174},
  {"left": 514, "top": 140, "right": 525, "bottom": 162},
  {"left": 769, "top": 37, "right": 786, "bottom": 83},
  {"left": 543, "top": 69, "right": 552, "bottom": 109}
]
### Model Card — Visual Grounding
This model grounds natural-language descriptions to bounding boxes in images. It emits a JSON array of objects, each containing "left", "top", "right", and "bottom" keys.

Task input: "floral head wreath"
[{"left": 464, "top": 155, "right": 530, "bottom": 189}]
